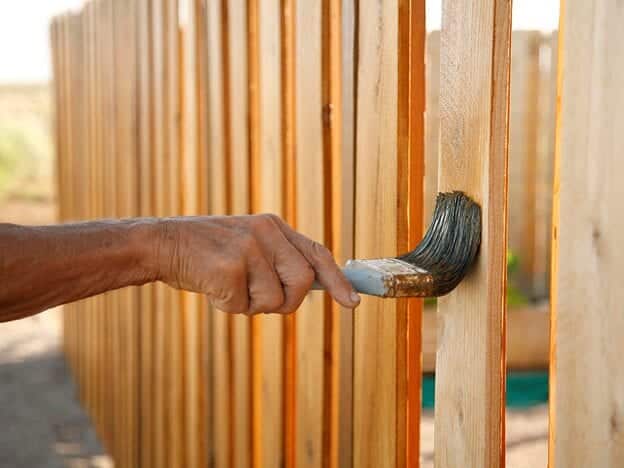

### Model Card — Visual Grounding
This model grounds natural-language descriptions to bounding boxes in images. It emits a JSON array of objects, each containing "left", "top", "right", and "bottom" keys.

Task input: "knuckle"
[
  {"left": 297, "top": 265, "right": 315, "bottom": 289},
  {"left": 218, "top": 258, "right": 247, "bottom": 286},
  {"left": 310, "top": 240, "right": 332, "bottom": 262},
  {"left": 212, "top": 291, "right": 248, "bottom": 315},
  {"left": 254, "top": 294, "right": 284, "bottom": 314},
  {"left": 251, "top": 213, "right": 276, "bottom": 232}
]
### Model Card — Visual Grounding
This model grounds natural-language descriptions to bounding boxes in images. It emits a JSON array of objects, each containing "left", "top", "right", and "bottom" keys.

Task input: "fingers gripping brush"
[{"left": 313, "top": 191, "right": 481, "bottom": 297}]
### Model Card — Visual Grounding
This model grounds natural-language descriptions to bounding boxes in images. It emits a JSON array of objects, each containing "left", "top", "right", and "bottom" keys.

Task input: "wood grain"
[
  {"left": 150, "top": 1, "right": 169, "bottom": 465},
  {"left": 321, "top": 0, "right": 345, "bottom": 466},
  {"left": 550, "top": 1, "right": 624, "bottom": 466},
  {"left": 136, "top": 0, "right": 155, "bottom": 464},
  {"left": 338, "top": 2, "right": 355, "bottom": 466},
  {"left": 168, "top": 0, "right": 186, "bottom": 466},
  {"left": 294, "top": 1, "right": 324, "bottom": 467},
  {"left": 401, "top": 1, "right": 426, "bottom": 466},
  {"left": 257, "top": 2, "right": 285, "bottom": 467},
  {"left": 113, "top": 0, "right": 140, "bottom": 464},
  {"left": 281, "top": 0, "right": 297, "bottom": 466},
  {"left": 352, "top": 1, "right": 401, "bottom": 467},
  {"left": 205, "top": 1, "right": 231, "bottom": 467},
  {"left": 434, "top": 0, "right": 511, "bottom": 467},
  {"left": 226, "top": 0, "right": 253, "bottom": 465}
]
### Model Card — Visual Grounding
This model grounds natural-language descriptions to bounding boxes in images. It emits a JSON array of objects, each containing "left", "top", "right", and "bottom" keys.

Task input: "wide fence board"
[
  {"left": 434, "top": 0, "right": 511, "bottom": 467},
  {"left": 550, "top": 1, "right": 624, "bottom": 466}
]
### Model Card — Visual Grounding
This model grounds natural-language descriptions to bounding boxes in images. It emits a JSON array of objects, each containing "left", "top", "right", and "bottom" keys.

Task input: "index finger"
[{"left": 268, "top": 215, "right": 360, "bottom": 308}]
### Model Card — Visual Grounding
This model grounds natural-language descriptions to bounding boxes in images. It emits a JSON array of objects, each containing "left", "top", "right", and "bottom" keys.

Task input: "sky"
[{"left": 0, "top": 0, "right": 559, "bottom": 85}]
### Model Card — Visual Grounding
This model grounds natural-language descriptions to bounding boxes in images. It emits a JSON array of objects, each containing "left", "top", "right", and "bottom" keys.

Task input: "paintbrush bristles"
[{"left": 398, "top": 191, "right": 481, "bottom": 296}]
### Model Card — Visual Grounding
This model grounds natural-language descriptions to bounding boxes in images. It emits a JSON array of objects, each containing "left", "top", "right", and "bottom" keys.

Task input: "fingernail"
[{"left": 350, "top": 290, "right": 361, "bottom": 305}]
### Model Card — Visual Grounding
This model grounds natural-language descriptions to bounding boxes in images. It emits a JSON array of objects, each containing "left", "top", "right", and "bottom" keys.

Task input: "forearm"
[{"left": 0, "top": 219, "right": 161, "bottom": 322}]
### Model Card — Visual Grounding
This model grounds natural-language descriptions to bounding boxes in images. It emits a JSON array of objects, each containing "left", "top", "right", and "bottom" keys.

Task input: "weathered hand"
[{"left": 156, "top": 214, "right": 360, "bottom": 315}]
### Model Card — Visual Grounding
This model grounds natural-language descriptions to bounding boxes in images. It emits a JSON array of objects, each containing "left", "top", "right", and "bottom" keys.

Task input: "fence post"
[
  {"left": 550, "top": 1, "right": 624, "bottom": 466},
  {"left": 434, "top": 0, "right": 512, "bottom": 467}
]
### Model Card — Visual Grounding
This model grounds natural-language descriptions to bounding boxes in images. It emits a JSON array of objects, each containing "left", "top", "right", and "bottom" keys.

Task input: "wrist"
[{"left": 128, "top": 217, "right": 174, "bottom": 284}]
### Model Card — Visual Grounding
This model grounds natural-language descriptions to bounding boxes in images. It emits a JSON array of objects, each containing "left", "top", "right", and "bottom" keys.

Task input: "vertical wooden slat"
[
  {"left": 247, "top": 1, "right": 263, "bottom": 466},
  {"left": 401, "top": 1, "right": 426, "bottom": 467},
  {"left": 137, "top": 0, "right": 155, "bottom": 465},
  {"left": 352, "top": 1, "right": 406, "bottom": 467},
  {"left": 205, "top": 1, "right": 230, "bottom": 467},
  {"left": 338, "top": 1, "right": 356, "bottom": 466},
  {"left": 423, "top": 31, "right": 439, "bottom": 227},
  {"left": 293, "top": 1, "right": 324, "bottom": 467},
  {"left": 321, "top": 0, "right": 344, "bottom": 467},
  {"left": 257, "top": 1, "right": 284, "bottom": 467},
  {"left": 113, "top": 0, "right": 140, "bottom": 464},
  {"left": 165, "top": 0, "right": 185, "bottom": 465},
  {"left": 281, "top": 0, "right": 297, "bottom": 464},
  {"left": 195, "top": 2, "right": 211, "bottom": 466},
  {"left": 180, "top": 1, "right": 209, "bottom": 467},
  {"left": 550, "top": 1, "right": 624, "bottom": 467},
  {"left": 151, "top": 0, "right": 169, "bottom": 465},
  {"left": 227, "top": 0, "right": 253, "bottom": 466},
  {"left": 102, "top": 0, "right": 121, "bottom": 455},
  {"left": 434, "top": 0, "right": 511, "bottom": 467},
  {"left": 508, "top": 31, "right": 540, "bottom": 295}
]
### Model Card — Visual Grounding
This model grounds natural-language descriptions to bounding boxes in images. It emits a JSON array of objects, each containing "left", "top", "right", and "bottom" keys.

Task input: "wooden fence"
[{"left": 50, "top": 0, "right": 624, "bottom": 467}]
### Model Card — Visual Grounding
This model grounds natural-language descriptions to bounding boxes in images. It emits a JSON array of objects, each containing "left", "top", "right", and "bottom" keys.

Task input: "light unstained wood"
[
  {"left": 136, "top": 0, "right": 156, "bottom": 464},
  {"left": 151, "top": 0, "right": 169, "bottom": 465},
  {"left": 80, "top": 5, "right": 95, "bottom": 433},
  {"left": 532, "top": 32, "right": 557, "bottom": 300},
  {"left": 550, "top": 1, "right": 624, "bottom": 466},
  {"left": 92, "top": 1, "right": 106, "bottom": 443},
  {"left": 180, "top": 1, "right": 210, "bottom": 467},
  {"left": 227, "top": 0, "right": 252, "bottom": 467},
  {"left": 293, "top": 1, "right": 324, "bottom": 467},
  {"left": 165, "top": 1, "right": 185, "bottom": 466},
  {"left": 337, "top": 1, "right": 355, "bottom": 467},
  {"left": 508, "top": 31, "right": 540, "bottom": 295},
  {"left": 434, "top": 0, "right": 511, "bottom": 467},
  {"left": 194, "top": 2, "right": 211, "bottom": 468},
  {"left": 113, "top": 0, "right": 140, "bottom": 464},
  {"left": 352, "top": 1, "right": 404, "bottom": 468},
  {"left": 101, "top": 0, "right": 123, "bottom": 454},
  {"left": 256, "top": 1, "right": 285, "bottom": 467},
  {"left": 205, "top": 1, "right": 231, "bottom": 467}
]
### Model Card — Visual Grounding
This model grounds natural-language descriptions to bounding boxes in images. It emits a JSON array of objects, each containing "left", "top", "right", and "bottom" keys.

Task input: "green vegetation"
[
  {"left": 424, "top": 249, "right": 530, "bottom": 307},
  {"left": 0, "top": 84, "right": 53, "bottom": 203}
]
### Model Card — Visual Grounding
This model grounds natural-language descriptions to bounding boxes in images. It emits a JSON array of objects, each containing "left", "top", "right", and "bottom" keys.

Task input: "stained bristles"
[{"left": 398, "top": 191, "right": 481, "bottom": 296}]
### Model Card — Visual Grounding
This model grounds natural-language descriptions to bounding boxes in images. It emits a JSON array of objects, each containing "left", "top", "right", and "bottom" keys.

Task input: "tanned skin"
[{"left": 0, "top": 213, "right": 360, "bottom": 323}]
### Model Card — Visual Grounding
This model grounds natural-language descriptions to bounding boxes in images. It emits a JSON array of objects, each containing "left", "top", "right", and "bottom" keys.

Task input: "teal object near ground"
[{"left": 422, "top": 371, "right": 548, "bottom": 409}]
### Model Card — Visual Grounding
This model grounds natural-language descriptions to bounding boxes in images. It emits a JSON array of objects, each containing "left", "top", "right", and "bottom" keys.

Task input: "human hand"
[{"left": 154, "top": 214, "right": 360, "bottom": 314}]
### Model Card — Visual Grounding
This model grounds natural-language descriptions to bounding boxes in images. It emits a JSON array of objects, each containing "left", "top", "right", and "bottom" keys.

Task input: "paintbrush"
[{"left": 312, "top": 191, "right": 481, "bottom": 297}]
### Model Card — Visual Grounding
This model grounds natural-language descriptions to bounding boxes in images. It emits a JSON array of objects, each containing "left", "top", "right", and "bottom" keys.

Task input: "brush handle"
[
  {"left": 309, "top": 259, "right": 401, "bottom": 297},
  {"left": 310, "top": 266, "right": 386, "bottom": 296}
]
